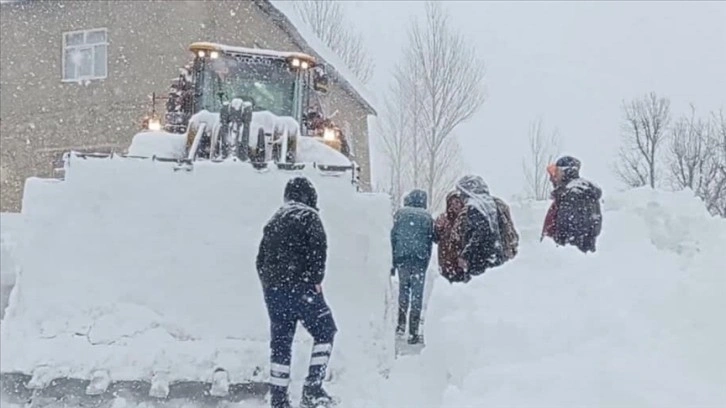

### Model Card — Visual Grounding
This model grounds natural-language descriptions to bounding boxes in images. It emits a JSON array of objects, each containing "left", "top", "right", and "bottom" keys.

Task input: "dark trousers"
[
  {"left": 397, "top": 264, "right": 426, "bottom": 335},
  {"left": 263, "top": 285, "right": 337, "bottom": 404}
]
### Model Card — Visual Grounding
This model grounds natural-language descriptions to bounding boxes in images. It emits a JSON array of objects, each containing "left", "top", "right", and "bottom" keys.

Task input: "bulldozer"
[
  {"left": 0, "top": 43, "right": 395, "bottom": 407},
  {"left": 137, "top": 42, "right": 352, "bottom": 168}
]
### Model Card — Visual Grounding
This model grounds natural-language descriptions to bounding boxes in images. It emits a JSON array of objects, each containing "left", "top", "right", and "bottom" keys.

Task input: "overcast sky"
[{"left": 348, "top": 0, "right": 726, "bottom": 199}]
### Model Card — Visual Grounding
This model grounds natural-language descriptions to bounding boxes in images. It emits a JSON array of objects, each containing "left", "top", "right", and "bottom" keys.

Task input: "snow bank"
[
  {"left": 0, "top": 212, "right": 22, "bottom": 287},
  {"left": 1, "top": 212, "right": 23, "bottom": 320},
  {"left": 296, "top": 137, "right": 351, "bottom": 166},
  {"left": 1, "top": 154, "right": 395, "bottom": 387},
  {"left": 127, "top": 131, "right": 187, "bottom": 159},
  {"left": 383, "top": 188, "right": 726, "bottom": 407}
]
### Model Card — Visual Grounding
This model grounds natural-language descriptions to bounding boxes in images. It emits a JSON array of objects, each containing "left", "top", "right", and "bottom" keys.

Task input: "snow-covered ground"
[
  {"left": 0, "top": 212, "right": 22, "bottom": 320},
  {"left": 383, "top": 189, "right": 726, "bottom": 408},
  {"left": 0, "top": 154, "right": 394, "bottom": 399},
  {"left": 2, "top": 173, "right": 725, "bottom": 407}
]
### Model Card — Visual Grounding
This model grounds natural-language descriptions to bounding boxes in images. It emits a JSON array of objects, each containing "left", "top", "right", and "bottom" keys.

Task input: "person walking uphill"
[
  {"left": 434, "top": 192, "right": 469, "bottom": 283},
  {"left": 455, "top": 175, "right": 507, "bottom": 276},
  {"left": 391, "top": 189, "right": 434, "bottom": 345},
  {"left": 542, "top": 155, "right": 603, "bottom": 253},
  {"left": 256, "top": 176, "right": 337, "bottom": 408}
]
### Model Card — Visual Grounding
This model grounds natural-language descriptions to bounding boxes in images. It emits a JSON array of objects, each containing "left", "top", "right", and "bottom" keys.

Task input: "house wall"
[{"left": 0, "top": 0, "right": 372, "bottom": 212}]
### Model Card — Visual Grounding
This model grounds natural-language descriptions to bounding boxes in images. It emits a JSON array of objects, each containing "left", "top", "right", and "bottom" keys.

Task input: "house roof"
[{"left": 254, "top": 0, "right": 377, "bottom": 116}]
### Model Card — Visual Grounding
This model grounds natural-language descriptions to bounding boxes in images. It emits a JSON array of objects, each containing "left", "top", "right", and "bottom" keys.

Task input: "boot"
[
  {"left": 407, "top": 333, "right": 423, "bottom": 345},
  {"left": 271, "top": 393, "right": 293, "bottom": 408},
  {"left": 271, "top": 399, "right": 293, "bottom": 408},
  {"left": 301, "top": 385, "right": 338, "bottom": 408}
]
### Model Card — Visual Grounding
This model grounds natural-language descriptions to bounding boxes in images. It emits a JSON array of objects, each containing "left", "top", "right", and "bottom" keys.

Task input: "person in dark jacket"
[
  {"left": 390, "top": 189, "right": 434, "bottom": 345},
  {"left": 433, "top": 191, "right": 469, "bottom": 283},
  {"left": 541, "top": 156, "right": 603, "bottom": 253},
  {"left": 455, "top": 175, "right": 504, "bottom": 276},
  {"left": 256, "top": 176, "right": 337, "bottom": 408}
]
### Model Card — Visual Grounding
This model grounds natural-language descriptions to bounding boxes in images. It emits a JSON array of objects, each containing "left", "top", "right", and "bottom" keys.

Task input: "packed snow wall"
[
  {"left": 391, "top": 188, "right": 726, "bottom": 408},
  {"left": 0, "top": 153, "right": 395, "bottom": 386},
  {"left": 0, "top": 213, "right": 23, "bottom": 320}
]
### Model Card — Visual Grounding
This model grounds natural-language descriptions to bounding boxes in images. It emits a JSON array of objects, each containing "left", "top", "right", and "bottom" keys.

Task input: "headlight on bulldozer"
[
  {"left": 323, "top": 127, "right": 336, "bottom": 141},
  {"left": 148, "top": 118, "right": 162, "bottom": 131}
]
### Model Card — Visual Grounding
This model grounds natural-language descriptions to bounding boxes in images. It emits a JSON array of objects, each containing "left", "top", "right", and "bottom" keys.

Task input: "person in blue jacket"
[{"left": 390, "top": 189, "right": 434, "bottom": 345}]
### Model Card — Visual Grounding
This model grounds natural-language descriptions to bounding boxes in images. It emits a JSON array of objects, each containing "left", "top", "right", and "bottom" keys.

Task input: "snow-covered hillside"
[
  {"left": 378, "top": 188, "right": 726, "bottom": 408},
  {"left": 2, "top": 178, "right": 724, "bottom": 407}
]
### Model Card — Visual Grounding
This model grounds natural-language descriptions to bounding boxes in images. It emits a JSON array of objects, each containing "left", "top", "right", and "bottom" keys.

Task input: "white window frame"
[{"left": 62, "top": 28, "right": 108, "bottom": 82}]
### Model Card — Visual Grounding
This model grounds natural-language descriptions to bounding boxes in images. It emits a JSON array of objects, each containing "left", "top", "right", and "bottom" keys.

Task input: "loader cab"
[
  {"left": 164, "top": 43, "right": 329, "bottom": 134},
  {"left": 162, "top": 42, "right": 344, "bottom": 162},
  {"left": 191, "top": 44, "right": 312, "bottom": 122}
]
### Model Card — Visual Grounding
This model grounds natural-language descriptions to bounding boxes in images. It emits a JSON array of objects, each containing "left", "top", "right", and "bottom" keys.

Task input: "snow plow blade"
[{"left": 0, "top": 152, "right": 396, "bottom": 404}]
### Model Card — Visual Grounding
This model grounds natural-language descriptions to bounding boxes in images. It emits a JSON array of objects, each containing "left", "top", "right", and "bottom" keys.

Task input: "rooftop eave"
[{"left": 254, "top": 0, "right": 377, "bottom": 116}]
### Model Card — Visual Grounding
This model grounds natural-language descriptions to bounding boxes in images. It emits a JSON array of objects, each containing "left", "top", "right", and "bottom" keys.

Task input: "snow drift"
[
  {"left": 378, "top": 188, "right": 726, "bottom": 408},
  {"left": 0, "top": 212, "right": 22, "bottom": 319},
  {"left": 0, "top": 153, "right": 394, "bottom": 389},
  {"left": 0, "top": 212, "right": 22, "bottom": 288},
  {"left": 3, "top": 166, "right": 725, "bottom": 407},
  {"left": 127, "top": 131, "right": 187, "bottom": 158}
]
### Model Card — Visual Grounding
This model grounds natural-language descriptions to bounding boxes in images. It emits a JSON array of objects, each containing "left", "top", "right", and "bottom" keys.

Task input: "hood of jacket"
[
  {"left": 456, "top": 175, "right": 501, "bottom": 239},
  {"left": 403, "top": 189, "right": 428, "bottom": 209},
  {"left": 556, "top": 155, "right": 582, "bottom": 185},
  {"left": 284, "top": 176, "right": 318, "bottom": 209}
]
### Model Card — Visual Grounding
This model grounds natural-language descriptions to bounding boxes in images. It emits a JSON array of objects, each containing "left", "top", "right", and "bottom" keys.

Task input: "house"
[{"left": 0, "top": 0, "right": 376, "bottom": 212}]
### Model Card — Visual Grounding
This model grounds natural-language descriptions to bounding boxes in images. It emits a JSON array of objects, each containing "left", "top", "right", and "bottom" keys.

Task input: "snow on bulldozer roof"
[
  {"left": 189, "top": 41, "right": 317, "bottom": 65},
  {"left": 0, "top": 153, "right": 395, "bottom": 398}
]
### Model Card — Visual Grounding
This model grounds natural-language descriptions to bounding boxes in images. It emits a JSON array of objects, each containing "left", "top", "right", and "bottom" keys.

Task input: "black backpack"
[{"left": 559, "top": 179, "right": 602, "bottom": 253}]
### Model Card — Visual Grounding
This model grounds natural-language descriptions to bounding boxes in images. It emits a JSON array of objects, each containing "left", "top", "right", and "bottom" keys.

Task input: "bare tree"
[
  {"left": 668, "top": 105, "right": 712, "bottom": 191},
  {"left": 377, "top": 73, "right": 413, "bottom": 211},
  {"left": 615, "top": 92, "right": 671, "bottom": 188},
  {"left": 406, "top": 1, "right": 486, "bottom": 209},
  {"left": 704, "top": 109, "right": 726, "bottom": 216},
  {"left": 522, "top": 118, "right": 562, "bottom": 200},
  {"left": 665, "top": 106, "right": 726, "bottom": 217},
  {"left": 391, "top": 63, "right": 425, "bottom": 189},
  {"left": 293, "top": 0, "right": 374, "bottom": 84},
  {"left": 428, "top": 139, "right": 466, "bottom": 212},
  {"left": 378, "top": 2, "right": 480, "bottom": 212}
]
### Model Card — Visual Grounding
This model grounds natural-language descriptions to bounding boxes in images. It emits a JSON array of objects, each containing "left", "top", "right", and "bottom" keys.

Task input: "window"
[
  {"left": 199, "top": 55, "right": 296, "bottom": 116},
  {"left": 62, "top": 28, "right": 108, "bottom": 81}
]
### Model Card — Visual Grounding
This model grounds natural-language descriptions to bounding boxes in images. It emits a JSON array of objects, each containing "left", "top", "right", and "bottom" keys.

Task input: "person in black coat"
[
  {"left": 455, "top": 175, "right": 505, "bottom": 276},
  {"left": 542, "top": 156, "right": 603, "bottom": 253},
  {"left": 256, "top": 176, "right": 337, "bottom": 408}
]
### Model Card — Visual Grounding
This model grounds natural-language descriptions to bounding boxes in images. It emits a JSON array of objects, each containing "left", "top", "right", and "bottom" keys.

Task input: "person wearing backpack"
[
  {"left": 390, "top": 189, "right": 434, "bottom": 345},
  {"left": 434, "top": 191, "right": 470, "bottom": 283},
  {"left": 493, "top": 196, "right": 519, "bottom": 262},
  {"left": 455, "top": 175, "right": 507, "bottom": 276},
  {"left": 541, "top": 156, "right": 603, "bottom": 253}
]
